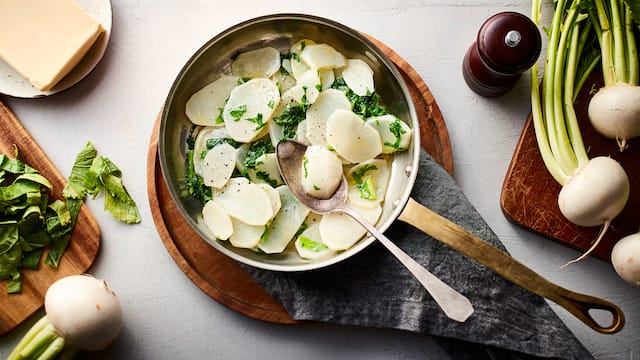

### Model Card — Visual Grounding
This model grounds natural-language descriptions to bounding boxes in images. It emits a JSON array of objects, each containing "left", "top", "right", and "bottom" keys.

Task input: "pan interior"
[{"left": 159, "top": 14, "right": 420, "bottom": 271}]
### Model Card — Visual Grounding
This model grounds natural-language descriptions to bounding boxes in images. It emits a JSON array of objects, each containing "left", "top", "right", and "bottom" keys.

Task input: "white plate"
[{"left": 0, "top": 0, "right": 112, "bottom": 98}]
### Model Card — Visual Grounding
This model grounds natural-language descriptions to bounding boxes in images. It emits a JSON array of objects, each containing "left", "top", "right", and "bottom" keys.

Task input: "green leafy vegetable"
[
  {"left": 205, "top": 137, "right": 239, "bottom": 151},
  {"left": 246, "top": 113, "right": 266, "bottom": 131},
  {"left": 384, "top": 117, "right": 408, "bottom": 150},
  {"left": 0, "top": 142, "right": 140, "bottom": 293},
  {"left": 298, "top": 235, "right": 328, "bottom": 252},
  {"left": 84, "top": 156, "right": 141, "bottom": 224},
  {"left": 215, "top": 107, "right": 225, "bottom": 124},
  {"left": 273, "top": 103, "right": 308, "bottom": 139},
  {"left": 302, "top": 155, "right": 309, "bottom": 178},
  {"left": 332, "top": 77, "right": 388, "bottom": 118},
  {"left": 243, "top": 137, "right": 275, "bottom": 170},
  {"left": 229, "top": 104, "right": 247, "bottom": 121},
  {"left": 351, "top": 164, "right": 378, "bottom": 200},
  {"left": 0, "top": 153, "right": 74, "bottom": 293},
  {"left": 185, "top": 148, "right": 212, "bottom": 202}
]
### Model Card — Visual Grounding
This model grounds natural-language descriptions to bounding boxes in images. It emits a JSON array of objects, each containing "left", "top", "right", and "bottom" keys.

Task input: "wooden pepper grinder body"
[{"left": 463, "top": 12, "right": 541, "bottom": 97}]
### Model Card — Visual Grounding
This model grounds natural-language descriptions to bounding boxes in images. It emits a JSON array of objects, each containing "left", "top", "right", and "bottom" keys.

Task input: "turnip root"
[
  {"left": 558, "top": 156, "right": 629, "bottom": 267},
  {"left": 586, "top": 0, "right": 640, "bottom": 151},
  {"left": 558, "top": 156, "right": 629, "bottom": 227},
  {"left": 8, "top": 275, "right": 123, "bottom": 360},
  {"left": 588, "top": 84, "right": 640, "bottom": 151},
  {"left": 611, "top": 232, "right": 640, "bottom": 286}
]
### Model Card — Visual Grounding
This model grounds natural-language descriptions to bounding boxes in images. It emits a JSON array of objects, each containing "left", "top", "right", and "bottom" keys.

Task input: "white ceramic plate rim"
[{"left": 0, "top": 0, "right": 112, "bottom": 98}]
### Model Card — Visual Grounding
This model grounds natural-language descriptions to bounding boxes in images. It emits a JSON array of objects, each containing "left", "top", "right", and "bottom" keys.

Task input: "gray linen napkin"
[{"left": 244, "top": 149, "right": 593, "bottom": 360}]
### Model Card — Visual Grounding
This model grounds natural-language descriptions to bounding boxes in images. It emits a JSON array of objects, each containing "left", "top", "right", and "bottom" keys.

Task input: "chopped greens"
[
  {"left": 0, "top": 152, "right": 75, "bottom": 293},
  {"left": 229, "top": 104, "right": 247, "bottom": 121},
  {"left": 246, "top": 113, "right": 266, "bottom": 131},
  {"left": 298, "top": 235, "right": 328, "bottom": 252},
  {"left": 0, "top": 142, "right": 141, "bottom": 294},
  {"left": 214, "top": 107, "right": 225, "bottom": 124},
  {"left": 302, "top": 156, "right": 309, "bottom": 178},
  {"left": 255, "top": 171, "right": 278, "bottom": 187},
  {"left": 332, "top": 77, "right": 388, "bottom": 118},
  {"left": 205, "top": 137, "right": 239, "bottom": 152},
  {"left": 0, "top": 155, "right": 68, "bottom": 291},
  {"left": 351, "top": 164, "right": 378, "bottom": 200},
  {"left": 384, "top": 117, "right": 408, "bottom": 150},
  {"left": 273, "top": 103, "right": 309, "bottom": 139},
  {"left": 244, "top": 137, "right": 275, "bottom": 170}
]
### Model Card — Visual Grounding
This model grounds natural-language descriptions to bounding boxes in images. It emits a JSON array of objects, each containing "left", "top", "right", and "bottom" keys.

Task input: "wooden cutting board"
[
  {"left": 0, "top": 100, "right": 101, "bottom": 336},
  {"left": 147, "top": 36, "right": 454, "bottom": 324},
  {"left": 501, "top": 75, "right": 639, "bottom": 261}
]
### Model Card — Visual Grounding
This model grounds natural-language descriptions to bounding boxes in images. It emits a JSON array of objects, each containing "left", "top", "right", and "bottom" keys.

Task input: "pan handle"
[{"left": 397, "top": 198, "right": 625, "bottom": 334}]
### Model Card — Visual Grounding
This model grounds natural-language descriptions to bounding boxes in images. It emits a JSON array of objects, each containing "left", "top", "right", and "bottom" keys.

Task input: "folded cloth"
[{"left": 243, "top": 149, "right": 593, "bottom": 360}]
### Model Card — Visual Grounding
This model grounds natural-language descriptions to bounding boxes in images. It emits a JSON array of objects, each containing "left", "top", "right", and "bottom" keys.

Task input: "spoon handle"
[
  {"left": 397, "top": 198, "right": 625, "bottom": 334},
  {"left": 341, "top": 207, "right": 474, "bottom": 322}
]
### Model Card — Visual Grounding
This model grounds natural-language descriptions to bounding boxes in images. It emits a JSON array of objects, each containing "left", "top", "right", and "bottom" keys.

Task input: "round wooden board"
[{"left": 147, "top": 39, "right": 453, "bottom": 324}]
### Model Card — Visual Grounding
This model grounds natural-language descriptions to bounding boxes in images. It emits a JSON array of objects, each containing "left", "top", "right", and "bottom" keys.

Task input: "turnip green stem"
[
  {"left": 7, "top": 316, "right": 71, "bottom": 360},
  {"left": 625, "top": 6, "right": 638, "bottom": 85},
  {"left": 610, "top": 0, "right": 628, "bottom": 83},
  {"left": 592, "top": 0, "right": 638, "bottom": 86},
  {"left": 565, "top": 18, "right": 590, "bottom": 168},
  {"left": 531, "top": 0, "right": 568, "bottom": 184},
  {"left": 542, "top": 0, "right": 568, "bottom": 176}
]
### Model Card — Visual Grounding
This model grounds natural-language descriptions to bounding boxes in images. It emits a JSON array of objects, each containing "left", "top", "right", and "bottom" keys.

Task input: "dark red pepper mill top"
[{"left": 463, "top": 12, "right": 541, "bottom": 97}]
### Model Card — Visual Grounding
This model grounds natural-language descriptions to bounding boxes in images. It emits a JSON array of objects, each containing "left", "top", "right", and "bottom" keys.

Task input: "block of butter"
[{"left": 0, "top": 0, "right": 103, "bottom": 91}]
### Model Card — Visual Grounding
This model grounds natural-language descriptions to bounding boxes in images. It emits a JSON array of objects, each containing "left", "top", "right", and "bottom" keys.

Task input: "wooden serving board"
[
  {"left": 147, "top": 38, "right": 453, "bottom": 324},
  {"left": 501, "top": 75, "right": 639, "bottom": 261},
  {"left": 0, "top": 100, "right": 101, "bottom": 335}
]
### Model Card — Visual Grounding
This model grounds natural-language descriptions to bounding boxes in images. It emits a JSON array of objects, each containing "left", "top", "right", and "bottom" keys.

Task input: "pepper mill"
[{"left": 462, "top": 12, "right": 541, "bottom": 97}]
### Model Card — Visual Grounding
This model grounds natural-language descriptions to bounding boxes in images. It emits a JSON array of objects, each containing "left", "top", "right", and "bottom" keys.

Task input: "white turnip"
[
  {"left": 8, "top": 274, "right": 123, "bottom": 360},
  {"left": 611, "top": 232, "right": 640, "bottom": 286},
  {"left": 587, "top": 0, "right": 640, "bottom": 151},
  {"left": 588, "top": 84, "right": 640, "bottom": 151}
]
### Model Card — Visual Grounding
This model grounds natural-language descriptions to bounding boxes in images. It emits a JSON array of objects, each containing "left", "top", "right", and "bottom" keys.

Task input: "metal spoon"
[
  {"left": 276, "top": 139, "right": 475, "bottom": 322},
  {"left": 277, "top": 140, "right": 626, "bottom": 334}
]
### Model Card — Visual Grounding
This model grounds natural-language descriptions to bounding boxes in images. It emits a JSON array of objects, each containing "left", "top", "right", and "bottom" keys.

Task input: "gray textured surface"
[{"left": 246, "top": 150, "right": 592, "bottom": 360}]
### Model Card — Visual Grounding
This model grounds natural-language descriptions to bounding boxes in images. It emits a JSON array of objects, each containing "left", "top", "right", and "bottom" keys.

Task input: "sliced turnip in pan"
[
  {"left": 229, "top": 218, "right": 266, "bottom": 249},
  {"left": 342, "top": 59, "right": 374, "bottom": 96},
  {"left": 306, "top": 88, "right": 351, "bottom": 146},
  {"left": 366, "top": 115, "right": 413, "bottom": 154},
  {"left": 259, "top": 185, "right": 310, "bottom": 254},
  {"left": 299, "top": 43, "right": 346, "bottom": 70},
  {"left": 326, "top": 109, "right": 382, "bottom": 163},
  {"left": 231, "top": 47, "right": 281, "bottom": 79},
  {"left": 223, "top": 78, "right": 280, "bottom": 143},
  {"left": 295, "top": 223, "right": 335, "bottom": 260},
  {"left": 185, "top": 75, "right": 240, "bottom": 126},
  {"left": 212, "top": 178, "right": 274, "bottom": 226},
  {"left": 202, "top": 200, "right": 234, "bottom": 241},
  {"left": 347, "top": 158, "right": 390, "bottom": 208},
  {"left": 319, "top": 203, "right": 382, "bottom": 251},
  {"left": 201, "top": 142, "right": 237, "bottom": 188}
]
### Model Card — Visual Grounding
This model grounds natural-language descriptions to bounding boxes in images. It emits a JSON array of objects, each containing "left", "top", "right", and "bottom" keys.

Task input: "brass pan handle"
[{"left": 397, "top": 198, "right": 624, "bottom": 334}]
